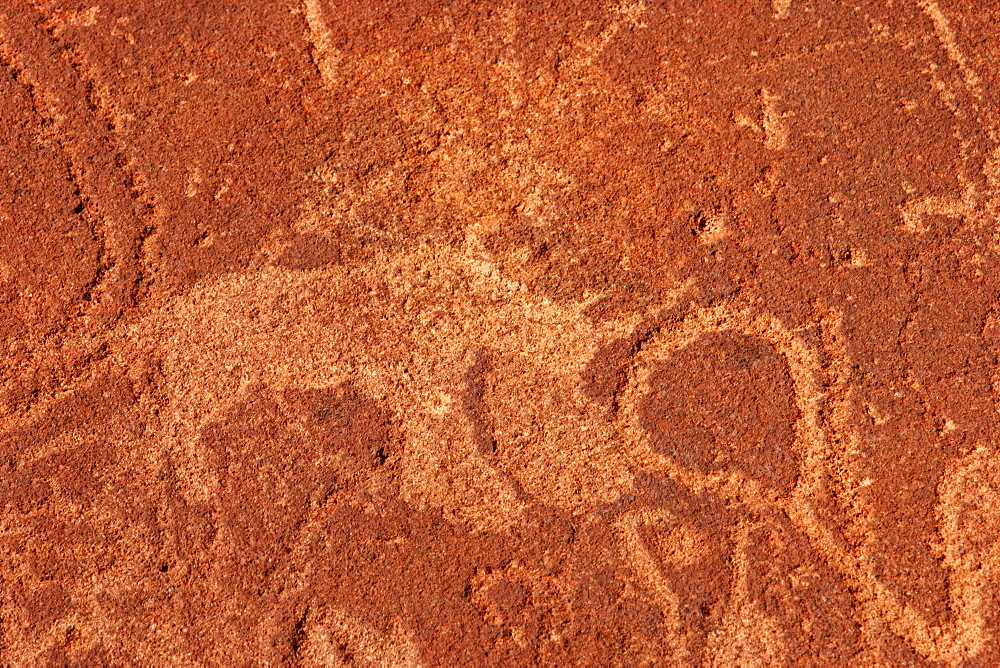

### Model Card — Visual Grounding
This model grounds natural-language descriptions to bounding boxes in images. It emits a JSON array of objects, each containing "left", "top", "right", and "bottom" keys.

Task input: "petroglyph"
[
  {"left": 110, "top": 233, "right": 1000, "bottom": 662},
  {"left": 5, "top": 0, "right": 1000, "bottom": 662},
  {"left": 112, "top": 234, "right": 685, "bottom": 531},
  {"left": 101, "top": 4, "right": 1000, "bottom": 660},
  {"left": 611, "top": 296, "right": 997, "bottom": 664}
]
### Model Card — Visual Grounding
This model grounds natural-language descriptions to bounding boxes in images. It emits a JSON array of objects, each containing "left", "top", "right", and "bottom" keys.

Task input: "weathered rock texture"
[{"left": 2, "top": 0, "right": 1000, "bottom": 664}]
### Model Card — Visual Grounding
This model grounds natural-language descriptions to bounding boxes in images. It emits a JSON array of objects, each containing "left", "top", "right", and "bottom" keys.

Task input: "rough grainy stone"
[{"left": 2, "top": 0, "right": 1000, "bottom": 664}]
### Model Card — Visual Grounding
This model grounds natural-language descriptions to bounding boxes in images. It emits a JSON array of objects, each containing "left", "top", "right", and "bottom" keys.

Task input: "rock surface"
[{"left": 2, "top": 0, "right": 1000, "bottom": 664}]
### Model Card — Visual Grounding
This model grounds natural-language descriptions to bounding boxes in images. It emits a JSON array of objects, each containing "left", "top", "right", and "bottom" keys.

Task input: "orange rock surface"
[{"left": 2, "top": 0, "right": 1000, "bottom": 664}]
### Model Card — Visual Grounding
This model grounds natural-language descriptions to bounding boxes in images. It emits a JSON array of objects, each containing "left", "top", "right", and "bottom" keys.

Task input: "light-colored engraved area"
[
  {"left": 916, "top": 0, "right": 982, "bottom": 97},
  {"left": 706, "top": 520, "right": 789, "bottom": 665},
  {"left": 613, "top": 508, "right": 690, "bottom": 660},
  {"left": 761, "top": 89, "right": 789, "bottom": 150},
  {"left": 112, "top": 238, "right": 682, "bottom": 532},
  {"left": 899, "top": 193, "right": 972, "bottom": 233},
  {"left": 298, "top": 607, "right": 422, "bottom": 667},
  {"left": 303, "top": 0, "right": 344, "bottom": 88},
  {"left": 772, "top": 0, "right": 792, "bottom": 20}
]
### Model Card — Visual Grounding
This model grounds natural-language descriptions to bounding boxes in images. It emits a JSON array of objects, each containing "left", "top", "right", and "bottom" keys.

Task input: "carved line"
[
  {"left": 0, "top": 5, "right": 158, "bottom": 425},
  {"left": 613, "top": 508, "right": 689, "bottom": 661},
  {"left": 916, "top": 0, "right": 982, "bottom": 99}
]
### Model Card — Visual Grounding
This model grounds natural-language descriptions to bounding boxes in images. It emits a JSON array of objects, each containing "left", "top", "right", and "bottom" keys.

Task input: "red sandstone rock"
[{"left": 2, "top": 0, "right": 1000, "bottom": 664}]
